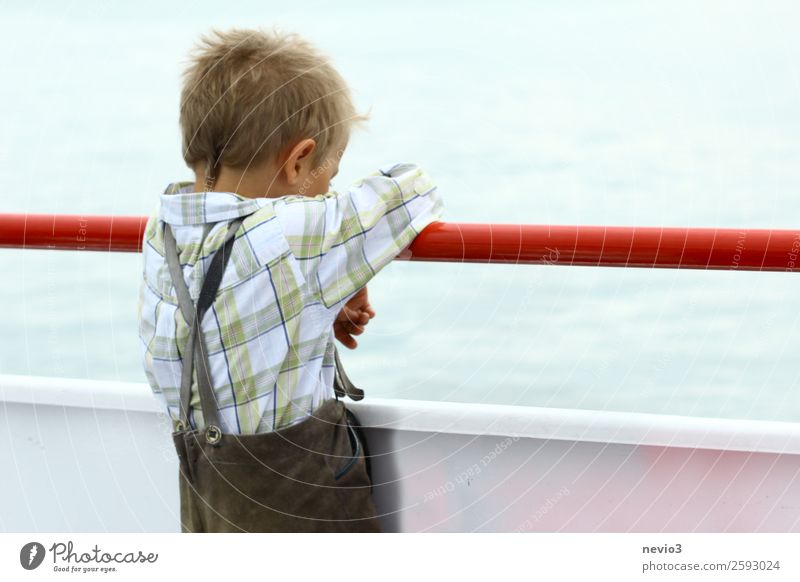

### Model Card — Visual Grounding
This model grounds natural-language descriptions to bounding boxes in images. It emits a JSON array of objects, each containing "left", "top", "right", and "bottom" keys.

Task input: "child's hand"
[{"left": 333, "top": 286, "right": 376, "bottom": 349}]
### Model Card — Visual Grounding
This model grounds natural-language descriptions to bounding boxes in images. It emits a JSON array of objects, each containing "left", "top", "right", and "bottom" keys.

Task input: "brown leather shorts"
[{"left": 172, "top": 398, "right": 381, "bottom": 532}]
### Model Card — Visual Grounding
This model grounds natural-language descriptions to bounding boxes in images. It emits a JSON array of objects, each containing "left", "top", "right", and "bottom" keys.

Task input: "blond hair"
[{"left": 179, "top": 27, "right": 364, "bottom": 177}]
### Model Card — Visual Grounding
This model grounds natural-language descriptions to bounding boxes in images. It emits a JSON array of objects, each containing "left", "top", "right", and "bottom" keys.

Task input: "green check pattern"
[{"left": 137, "top": 162, "right": 444, "bottom": 434}]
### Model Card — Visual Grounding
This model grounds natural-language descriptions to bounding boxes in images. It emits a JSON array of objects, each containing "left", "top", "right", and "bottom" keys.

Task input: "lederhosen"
[{"left": 163, "top": 217, "right": 381, "bottom": 533}]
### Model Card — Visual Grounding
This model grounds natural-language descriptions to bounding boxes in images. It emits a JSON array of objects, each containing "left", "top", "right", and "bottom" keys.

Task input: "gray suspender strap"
[
  {"left": 163, "top": 226, "right": 199, "bottom": 430},
  {"left": 333, "top": 345, "right": 364, "bottom": 401},
  {"left": 163, "top": 217, "right": 244, "bottom": 436}
]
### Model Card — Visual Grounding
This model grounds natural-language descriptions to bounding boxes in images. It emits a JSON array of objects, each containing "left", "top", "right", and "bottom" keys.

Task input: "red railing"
[{"left": 1, "top": 213, "right": 799, "bottom": 272}]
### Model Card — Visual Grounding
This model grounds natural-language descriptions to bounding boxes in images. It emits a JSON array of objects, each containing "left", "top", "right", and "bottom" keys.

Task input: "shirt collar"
[{"left": 158, "top": 181, "right": 272, "bottom": 225}]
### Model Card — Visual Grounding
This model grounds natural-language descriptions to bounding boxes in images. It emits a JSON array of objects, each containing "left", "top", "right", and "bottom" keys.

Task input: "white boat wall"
[{"left": 2, "top": 374, "right": 799, "bottom": 532}]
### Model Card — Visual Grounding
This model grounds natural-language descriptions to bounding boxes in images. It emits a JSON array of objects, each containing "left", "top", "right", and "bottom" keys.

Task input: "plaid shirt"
[{"left": 137, "top": 163, "right": 443, "bottom": 434}]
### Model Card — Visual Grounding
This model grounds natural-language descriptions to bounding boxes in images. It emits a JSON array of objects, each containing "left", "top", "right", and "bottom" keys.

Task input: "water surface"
[{"left": 1, "top": 0, "right": 798, "bottom": 422}]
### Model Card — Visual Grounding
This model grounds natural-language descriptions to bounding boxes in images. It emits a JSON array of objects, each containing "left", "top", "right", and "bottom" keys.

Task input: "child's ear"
[{"left": 283, "top": 138, "right": 317, "bottom": 185}]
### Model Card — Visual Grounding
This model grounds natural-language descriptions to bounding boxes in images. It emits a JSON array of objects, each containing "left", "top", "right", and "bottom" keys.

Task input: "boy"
[{"left": 136, "top": 27, "right": 444, "bottom": 532}]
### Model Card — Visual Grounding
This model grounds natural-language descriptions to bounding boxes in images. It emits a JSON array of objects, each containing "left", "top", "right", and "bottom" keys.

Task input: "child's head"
[{"left": 179, "top": 27, "right": 365, "bottom": 197}]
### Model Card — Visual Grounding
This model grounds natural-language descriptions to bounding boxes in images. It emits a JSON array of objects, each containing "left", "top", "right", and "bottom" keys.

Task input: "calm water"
[{"left": 1, "top": 1, "right": 798, "bottom": 422}]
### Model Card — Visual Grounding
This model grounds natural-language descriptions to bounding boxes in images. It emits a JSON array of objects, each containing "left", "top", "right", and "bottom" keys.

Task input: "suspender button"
[{"left": 205, "top": 425, "right": 222, "bottom": 446}]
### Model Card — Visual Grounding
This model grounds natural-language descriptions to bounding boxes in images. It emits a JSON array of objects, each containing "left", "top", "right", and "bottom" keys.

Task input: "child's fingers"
[
  {"left": 334, "top": 319, "right": 362, "bottom": 336},
  {"left": 342, "top": 298, "right": 375, "bottom": 320},
  {"left": 339, "top": 306, "right": 371, "bottom": 326},
  {"left": 358, "top": 307, "right": 375, "bottom": 322},
  {"left": 333, "top": 324, "right": 357, "bottom": 349},
  {"left": 340, "top": 319, "right": 365, "bottom": 335},
  {"left": 358, "top": 303, "right": 375, "bottom": 318},
  {"left": 339, "top": 337, "right": 357, "bottom": 349},
  {"left": 333, "top": 308, "right": 370, "bottom": 349}
]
